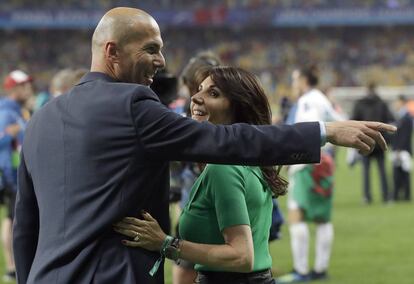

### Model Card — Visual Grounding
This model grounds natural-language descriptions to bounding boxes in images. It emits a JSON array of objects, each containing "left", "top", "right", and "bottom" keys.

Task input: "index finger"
[{"left": 364, "top": 122, "right": 397, "bottom": 133}]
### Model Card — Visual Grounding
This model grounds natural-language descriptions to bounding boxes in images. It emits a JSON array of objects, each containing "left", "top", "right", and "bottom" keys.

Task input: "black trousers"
[
  {"left": 362, "top": 154, "right": 389, "bottom": 203},
  {"left": 393, "top": 166, "right": 411, "bottom": 201},
  {"left": 2, "top": 185, "right": 16, "bottom": 219},
  {"left": 195, "top": 269, "right": 275, "bottom": 284}
]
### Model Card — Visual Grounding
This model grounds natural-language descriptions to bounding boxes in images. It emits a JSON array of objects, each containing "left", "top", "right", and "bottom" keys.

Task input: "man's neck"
[{"left": 90, "top": 57, "right": 117, "bottom": 80}]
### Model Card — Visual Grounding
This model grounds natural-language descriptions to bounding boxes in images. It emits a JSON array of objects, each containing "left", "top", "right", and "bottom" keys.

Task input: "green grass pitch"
[{"left": 1, "top": 149, "right": 413, "bottom": 284}]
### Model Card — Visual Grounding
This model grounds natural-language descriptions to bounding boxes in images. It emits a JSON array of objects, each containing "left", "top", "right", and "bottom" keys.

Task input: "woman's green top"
[{"left": 179, "top": 164, "right": 273, "bottom": 272}]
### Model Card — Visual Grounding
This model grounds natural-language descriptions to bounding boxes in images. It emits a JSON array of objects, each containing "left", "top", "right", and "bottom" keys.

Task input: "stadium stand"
[
  {"left": 1, "top": 27, "right": 414, "bottom": 96},
  {"left": 1, "top": 0, "right": 414, "bottom": 101}
]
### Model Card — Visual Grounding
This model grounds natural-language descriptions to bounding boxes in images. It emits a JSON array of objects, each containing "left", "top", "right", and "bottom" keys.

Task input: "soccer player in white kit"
[{"left": 278, "top": 66, "right": 344, "bottom": 283}]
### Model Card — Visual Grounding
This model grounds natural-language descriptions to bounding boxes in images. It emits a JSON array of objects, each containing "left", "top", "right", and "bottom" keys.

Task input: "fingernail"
[{"left": 122, "top": 240, "right": 127, "bottom": 244}]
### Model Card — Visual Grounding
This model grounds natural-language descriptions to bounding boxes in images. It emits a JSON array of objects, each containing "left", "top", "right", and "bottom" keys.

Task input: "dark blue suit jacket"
[{"left": 13, "top": 72, "right": 320, "bottom": 284}]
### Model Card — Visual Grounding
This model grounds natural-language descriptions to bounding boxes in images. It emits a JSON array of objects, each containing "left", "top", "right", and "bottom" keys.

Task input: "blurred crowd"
[
  {"left": 1, "top": 26, "right": 414, "bottom": 99},
  {"left": 0, "top": 30, "right": 91, "bottom": 92},
  {"left": 164, "top": 27, "right": 414, "bottom": 97},
  {"left": 2, "top": 0, "right": 414, "bottom": 11}
]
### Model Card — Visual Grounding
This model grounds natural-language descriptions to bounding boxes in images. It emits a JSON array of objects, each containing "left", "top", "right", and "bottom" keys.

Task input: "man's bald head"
[
  {"left": 90, "top": 7, "right": 165, "bottom": 85},
  {"left": 92, "top": 7, "right": 159, "bottom": 53}
]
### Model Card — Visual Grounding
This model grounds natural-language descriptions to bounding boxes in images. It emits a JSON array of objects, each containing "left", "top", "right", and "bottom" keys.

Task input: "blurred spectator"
[
  {"left": 34, "top": 67, "right": 88, "bottom": 111},
  {"left": 181, "top": 51, "right": 221, "bottom": 99},
  {"left": 0, "top": 70, "right": 34, "bottom": 282},
  {"left": 391, "top": 95, "right": 412, "bottom": 201},
  {"left": 2, "top": 26, "right": 414, "bottom": 100},
  {"left": 49, "top": 68, "right": 78, "bottom": 97},
  {"left": 279, "top": 95, "right": 292, "bottom": 123},
  {"left": 352, "top": 82, "right": 395, "bottom": 204},
  {"left": 71, "top": 68, "right": 89, "bottom": 85},
  {"left": 33, "top": 91, "right": 51, "bottom": 112}
]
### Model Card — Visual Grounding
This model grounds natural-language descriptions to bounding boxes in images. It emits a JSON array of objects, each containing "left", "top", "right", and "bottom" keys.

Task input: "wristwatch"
[{"left": 164, "top": 237, "right": 181, "bottom": 261}]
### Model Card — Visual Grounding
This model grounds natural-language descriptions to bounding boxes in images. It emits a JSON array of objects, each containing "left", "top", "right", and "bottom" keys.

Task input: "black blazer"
[
  {"left": 14, "top": 72, "right": 320, "bottom": 284},
  {"left": 352, "top": 93, "right": 395, "bottom": 156}
]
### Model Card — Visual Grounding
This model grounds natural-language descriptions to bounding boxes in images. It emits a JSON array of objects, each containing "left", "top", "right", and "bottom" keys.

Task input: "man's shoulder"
[
  {"left": 128, "top": 84, "right": 160, "bottom": 103},
  {"left": 94, "top": 81, "right": 160, "bottom": 102},
  {"left": 73, "top": 78, "right": 160, "bottom": 104}
]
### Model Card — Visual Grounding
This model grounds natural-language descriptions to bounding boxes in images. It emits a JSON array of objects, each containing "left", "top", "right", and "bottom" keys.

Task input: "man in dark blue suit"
[{"left": 13, "top": 7, "right": 396, "bottom": 284}]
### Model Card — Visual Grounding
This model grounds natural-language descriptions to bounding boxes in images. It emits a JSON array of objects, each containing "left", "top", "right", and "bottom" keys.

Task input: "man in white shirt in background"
[{"left": 279, "top": 66, "right": 344, "bottom": 283}]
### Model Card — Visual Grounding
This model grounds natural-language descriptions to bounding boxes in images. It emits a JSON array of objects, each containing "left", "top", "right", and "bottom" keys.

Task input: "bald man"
[{"left": 13, "top": 7, "right": 395, "bottom": 284}]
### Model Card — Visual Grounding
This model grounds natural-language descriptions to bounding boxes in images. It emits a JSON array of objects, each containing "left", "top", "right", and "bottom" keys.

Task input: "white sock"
[
  {"left": 289, "top": 222, "right": 309, "bottom": 275},
  {"left": 314, "top": 222, "right": 334, "bottom": 273}
]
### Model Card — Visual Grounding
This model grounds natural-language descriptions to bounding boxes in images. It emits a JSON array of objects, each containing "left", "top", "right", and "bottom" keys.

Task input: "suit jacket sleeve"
[
  {"left": 131, "top": 88, "right": 321, "bottom": 166},
  {"left": 13, "top": 151, "right": 39, "bottom": 284}
]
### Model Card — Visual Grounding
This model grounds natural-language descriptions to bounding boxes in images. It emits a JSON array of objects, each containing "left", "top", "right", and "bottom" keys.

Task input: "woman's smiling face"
[{"left": 190, "top": 76, "right": 233, "bottom": 125}]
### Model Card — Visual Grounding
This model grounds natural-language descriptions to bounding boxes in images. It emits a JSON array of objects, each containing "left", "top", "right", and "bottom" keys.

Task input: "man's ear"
[{"left": 104, "top": 41, "right": 120, "bottom": 63}]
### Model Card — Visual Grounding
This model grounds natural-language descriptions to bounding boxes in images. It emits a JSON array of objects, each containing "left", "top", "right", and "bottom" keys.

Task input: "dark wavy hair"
[{"left": 207, "top": 66, "right": 288, "bottom": 197}]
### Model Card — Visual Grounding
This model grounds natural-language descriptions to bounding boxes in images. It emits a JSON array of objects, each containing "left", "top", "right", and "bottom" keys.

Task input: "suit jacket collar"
[{"left": 78, "top": 72, "right": 118, "bottom": 85}]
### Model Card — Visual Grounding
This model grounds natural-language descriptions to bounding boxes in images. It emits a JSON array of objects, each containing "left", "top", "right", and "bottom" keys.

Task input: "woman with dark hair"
[{"left": 113, "top": 66, "right": 286, "bottom": 283}]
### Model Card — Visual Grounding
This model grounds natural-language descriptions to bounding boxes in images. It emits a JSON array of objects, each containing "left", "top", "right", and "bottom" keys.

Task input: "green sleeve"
[{"left": 204, "top": 165, "right": 250, "bottom": 231}]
